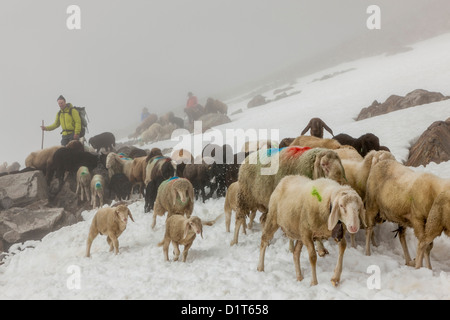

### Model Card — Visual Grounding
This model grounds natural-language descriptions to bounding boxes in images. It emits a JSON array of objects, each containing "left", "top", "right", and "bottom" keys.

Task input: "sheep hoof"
[
  {"left": 230, "top": 240, "right": 237, "bottom": 246},
  {"left": 406, "top": 259, "right": 416, "bottom": 267},
  {"left": 317, "top": 248, "right": 329, "bottom": 257},
  {"left": 331, "top": 279, "right": 340, "bottom": 287},
  {"left": 296, "top": 275, "right": 304, "bottom": 282},
  {"left": 310, "top": 280, "right": 318, "bottom": 286}
]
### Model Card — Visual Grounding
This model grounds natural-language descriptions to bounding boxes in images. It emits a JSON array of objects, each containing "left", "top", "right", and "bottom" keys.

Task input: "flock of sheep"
[{"left": 17, "top": 116, "right": 450, "bottom": 287}]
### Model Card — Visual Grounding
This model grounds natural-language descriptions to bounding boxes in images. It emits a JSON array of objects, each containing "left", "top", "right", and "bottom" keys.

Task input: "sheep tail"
[{"left": 202, "top": 212, "right": 224, "bottom": 226}]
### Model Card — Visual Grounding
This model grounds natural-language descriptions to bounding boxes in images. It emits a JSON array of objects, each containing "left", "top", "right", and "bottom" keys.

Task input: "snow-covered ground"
[{"left": 1, "top": 33, "right": 450, "bottom": 300}]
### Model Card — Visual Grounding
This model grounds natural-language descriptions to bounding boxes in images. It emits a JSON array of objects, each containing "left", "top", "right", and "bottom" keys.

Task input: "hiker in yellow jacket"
[{"left": 41, "top": 95, "right": 82, "bottom": 146}]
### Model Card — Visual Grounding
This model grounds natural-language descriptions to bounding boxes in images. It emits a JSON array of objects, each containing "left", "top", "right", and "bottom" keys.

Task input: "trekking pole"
[{"left": 41, "top": 120, "right": 44, "bottom": 149}]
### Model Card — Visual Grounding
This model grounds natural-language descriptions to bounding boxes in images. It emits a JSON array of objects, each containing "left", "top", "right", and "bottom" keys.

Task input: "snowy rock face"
[
  {"left": 406, "top": 118, "right": 450, "bottom": 167},
  {"left": 356, "top": 89, "right": 450, "bottom": 121},
  {"left": 0, "top": 171, "right": 48, "bottom": 210}
]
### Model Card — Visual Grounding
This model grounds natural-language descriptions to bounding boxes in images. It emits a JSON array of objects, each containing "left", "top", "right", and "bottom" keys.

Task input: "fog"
[{"left": 1, "top": 0, "right": 449, "bottom": 166}]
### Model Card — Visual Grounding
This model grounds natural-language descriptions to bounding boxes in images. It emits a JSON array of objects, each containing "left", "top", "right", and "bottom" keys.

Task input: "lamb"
[
  {"left": 224, "top": 181, "right": 256, "bottom": 233},
  {"left": 289, "top": 135, "right": 341, "bottom": 149},
  {"left": 364, "top": 159, "right": 450, "bottom": 269},
  {"left": 90, "top": 174, "right": 106, "bottom": 208},
  {"left": 85, "top": 204, "right": 135, "bottom": 257},
  {"left": 151, "top": 177, "right": 194, "bottom": 229},
  {"left": 300, "top": 117, "right": 334, "bottom": 138},
  {"left": 157, "top": 215, "right": 203, "bottom": 262},
  {"left": 232, "top": 146, "right": 347, "bottom": 246},
  {"left": 89, "top": 132, "right": 116, "bottom": 153},
  {"left": 76, "top": 166, "right": 92, "bottom": 202},
  {"left": 257, "top": 175, "right": 363, "bottom": 287}
]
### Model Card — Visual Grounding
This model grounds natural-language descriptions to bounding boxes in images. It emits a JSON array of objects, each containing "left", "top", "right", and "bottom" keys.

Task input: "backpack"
[{"left": 58, "top": 106, "right": 89, "bottom": 137}]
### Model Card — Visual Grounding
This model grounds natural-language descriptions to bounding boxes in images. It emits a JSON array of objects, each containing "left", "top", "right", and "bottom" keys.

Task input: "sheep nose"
[{"left": 348, "top": 225, "right": 359, "bottom": 234}]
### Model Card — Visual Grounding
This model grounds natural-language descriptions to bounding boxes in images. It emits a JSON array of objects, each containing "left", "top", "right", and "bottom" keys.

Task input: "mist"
[{"left": 1, "top": 0, "right": 449, "bottom": 166}]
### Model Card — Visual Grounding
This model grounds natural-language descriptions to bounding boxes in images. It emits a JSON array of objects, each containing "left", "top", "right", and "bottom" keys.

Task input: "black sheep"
[
  {"left": 183, "top": 159, "right": 218, "bottom": 203},
  {"left": 144, "top": 156, "right": 176, "bottom": 213},
  {"left": 333, "top": 133, "right": 381, "bottom": 157},
  {"left": 46, "top": 148, "right": 99, "bottom": 194},
  {"left": 89, "top": 132, "right": 116, "bottom": 153},
  {"left": 109, "top": 173, "right": 132, "bottom": 201}
]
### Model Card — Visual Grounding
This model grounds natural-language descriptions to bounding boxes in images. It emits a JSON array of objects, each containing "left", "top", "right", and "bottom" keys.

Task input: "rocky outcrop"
[
  {"left": 0, "top": 171, "right": 88, "bottom": 253},
  {"left": 357, "top": 89, "right": 450, "bottom": 121},
  {"left": 405, "top": 118, "right": 450, "bottom": 167},
  {"left": 247, "top": 94, "right": 267, "bottom": 109},
  {"left": 0, "top": 171, "right": 48, "bottom": 210}
]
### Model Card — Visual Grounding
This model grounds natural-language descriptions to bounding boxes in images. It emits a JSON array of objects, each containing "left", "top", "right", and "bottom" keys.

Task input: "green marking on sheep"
[
  {"left": 311, "top": 187, "right": 322, "bottom": 202},
  {"left": 177, "top": 197, "right": 190, "bottom": 205}
]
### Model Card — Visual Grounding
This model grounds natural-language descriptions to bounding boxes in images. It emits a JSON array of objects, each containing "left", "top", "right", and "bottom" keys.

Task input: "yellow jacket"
[{"left": 45, "top": 103, "right": 82, "bottom": 136}]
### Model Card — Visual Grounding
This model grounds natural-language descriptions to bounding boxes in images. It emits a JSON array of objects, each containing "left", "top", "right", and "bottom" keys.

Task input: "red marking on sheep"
[{"left": 284, "top": 146, "right": 311, "bottom": 158}]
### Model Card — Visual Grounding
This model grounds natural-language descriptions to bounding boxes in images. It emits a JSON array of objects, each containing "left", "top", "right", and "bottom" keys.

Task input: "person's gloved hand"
[{"left": 73, "top": 134, "right": 79, "bottom": 140}]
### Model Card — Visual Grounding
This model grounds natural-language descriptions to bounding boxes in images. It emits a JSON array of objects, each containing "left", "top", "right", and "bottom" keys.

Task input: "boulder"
[
  {"left": 0, "top": 171, "right": 48, "bottom": 210},
  {"left": 247, "top": 94, "right": 267, "bottom": 109},
  {"left": 357, "top": 89, "right": 450, "bottom": 121},
  {"left": 405, "top": 118, "right": 450, "bottom": 167}
]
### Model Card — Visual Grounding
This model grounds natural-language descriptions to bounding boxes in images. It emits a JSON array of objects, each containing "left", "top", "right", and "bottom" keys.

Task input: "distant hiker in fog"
[
  {"left": 184, "top": 92, "right": 202, "bottom": 124},
  {"left": 141, "top": 107, "right": 150, "bottom": 122},
  {"left": 41, "top": 95, "right": 82, "bottom": 146}
]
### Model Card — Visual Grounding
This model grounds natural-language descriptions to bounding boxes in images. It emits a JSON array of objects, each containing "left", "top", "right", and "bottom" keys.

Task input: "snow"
[{"left": 1, "top": 33, "right": 450, "bottom": 300}]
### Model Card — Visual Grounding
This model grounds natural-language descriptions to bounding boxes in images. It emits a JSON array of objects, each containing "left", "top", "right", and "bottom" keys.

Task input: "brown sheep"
[
  {"left": 289, "top": 135, "right": 341, "bottom": 149},
  {"left": 25, "top": 145, "right": 62, "bottom": 176},
  {"left": 224, "top": 181, "right": 256, "bottom": 233},
  {"left": 152, "top": 177, "right": 194, "bottom": 229},
  {"left": 300, "top": 117, "right": 334, "bottom": 138},
  {"left": 365, "top": 159, "right": 450, "bottom": 269},
  {"left": 85, "top": 204, "right": 135, "bottom": 257},
  {"left": 128, "top": 155, "right": 149, "bottom": 197},
  {"left": 158, "top": 215, "right": 203, "bottom": 262}
]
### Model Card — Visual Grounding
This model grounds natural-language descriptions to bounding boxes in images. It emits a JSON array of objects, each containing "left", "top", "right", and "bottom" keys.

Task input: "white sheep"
[
  {"left": 105, "top": 152, "right": 134, "bottom": 196},
  {"left": 76, "top": 166, "right": 92, "bottom": 202},
  {"left": 85, "top": 204, "right": 135, "bottom": 257},
  {"left": 157, "top": 215, "right": 203, "bottom": 262},
  {"left": 365, "top": 159, "right": 450, "bottom": 269},
  {"left": 341, "top": 150, "right": 395, "bottom": 247},
  {"left": 90, "top": 174, "right": 106, "bottom": 208},
  {"left": 257, "top": 175, "right": 364, "bottom": 287}
]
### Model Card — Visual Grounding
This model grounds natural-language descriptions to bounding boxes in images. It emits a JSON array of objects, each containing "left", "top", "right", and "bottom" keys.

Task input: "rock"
[
  {"left": 0, "top": 171, "right": 48, "bottom": 210},
  {"left": 357, "top": 89, "right": 450, "bottom": 121},
  {"left": 405, "top": 118, "right": 450, "bottom": 167},
  {"left": 247, "top": 94, "right": 267, "bottom": 108}
]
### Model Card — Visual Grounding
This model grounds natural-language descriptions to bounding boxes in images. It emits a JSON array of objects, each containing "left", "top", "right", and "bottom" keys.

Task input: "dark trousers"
[{"left": 61, "top": 133, "right": 74, "bottom": 146}]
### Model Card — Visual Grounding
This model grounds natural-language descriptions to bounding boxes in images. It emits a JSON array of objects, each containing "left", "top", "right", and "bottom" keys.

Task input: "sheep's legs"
[
  {"left": 257, "top": 217, "right": 279, "bottom": 272},
  {"left": 85, "top": 231, "right": 99, "bottom": 257},
  {"left": 248, "top": 210, "right": 256, "bottom": 229},
  {"left": 162, "top": 239, "right": 170, "bottom": 261},
  {"left": 415, "top": 241, "right": 433, "bottom": 269},
  {"left": 331, "top": 237, "right": 347, "bottom": 287},
  {"left": 365, "top": 226, "right": 373, "bottom": 256},
  {"left": 230, "top": 214, "right": 245, "bottom": 246},
  {"left": 293, "top": 240, "right": 304, "bottom": 281},
  {"left": 181, "top": 243, "right": 193, "bottom": 262},
  {"left": 107, "top": 234, "right": 120, "bottom": 254},
  {"left": 397, "top": 226, "right": 413, "bottom": 266},
  {"left": 304, "top": 238, "right": 318, "bottom": 286},
  {"left": 225, "top": 208, "right": 232, "bottom": 233},
  {"left": 172, "top": 242, "right": 181, "bottom": 261}
]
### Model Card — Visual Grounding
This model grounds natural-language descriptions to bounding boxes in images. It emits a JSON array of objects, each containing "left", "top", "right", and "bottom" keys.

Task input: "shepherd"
[{"left": 41, "top": 95, "right": 82, "bottom": 146}]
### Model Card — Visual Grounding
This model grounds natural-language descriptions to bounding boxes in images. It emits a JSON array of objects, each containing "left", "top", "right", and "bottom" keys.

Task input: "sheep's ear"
[
  {"left": 188, "top": 184, "right": 194, "bottom": 203},
  {"left": 172, "top": 187, "right": 178, "bottom": 206},
  {"left": 128, "top": 209, "right": 135, "bottom": 222},
  {"left": 328, "top": 197, "right": 340, "bottom": 231},
  {"left": 183, "top": 221, "right": 191, "bottom": 239},
  {"left": 313, "top": 152, "right": 328, "bottom": 178}
]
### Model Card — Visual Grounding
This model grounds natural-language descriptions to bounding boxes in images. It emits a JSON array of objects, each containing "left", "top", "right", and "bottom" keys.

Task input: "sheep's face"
[
  {"left": 329, "top": 190, "right": 363, "bottom": 234},
  {"left": 115, "top": 205, "right": 134, "bottom": 224},
  {"left": 184, "top": 217, "right": 203, "bottom": 239}
]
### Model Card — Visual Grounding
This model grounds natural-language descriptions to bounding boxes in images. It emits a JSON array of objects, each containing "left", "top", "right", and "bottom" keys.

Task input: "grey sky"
[{"left": 1, "top": 0, "right": 449, "bottom": 165}]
